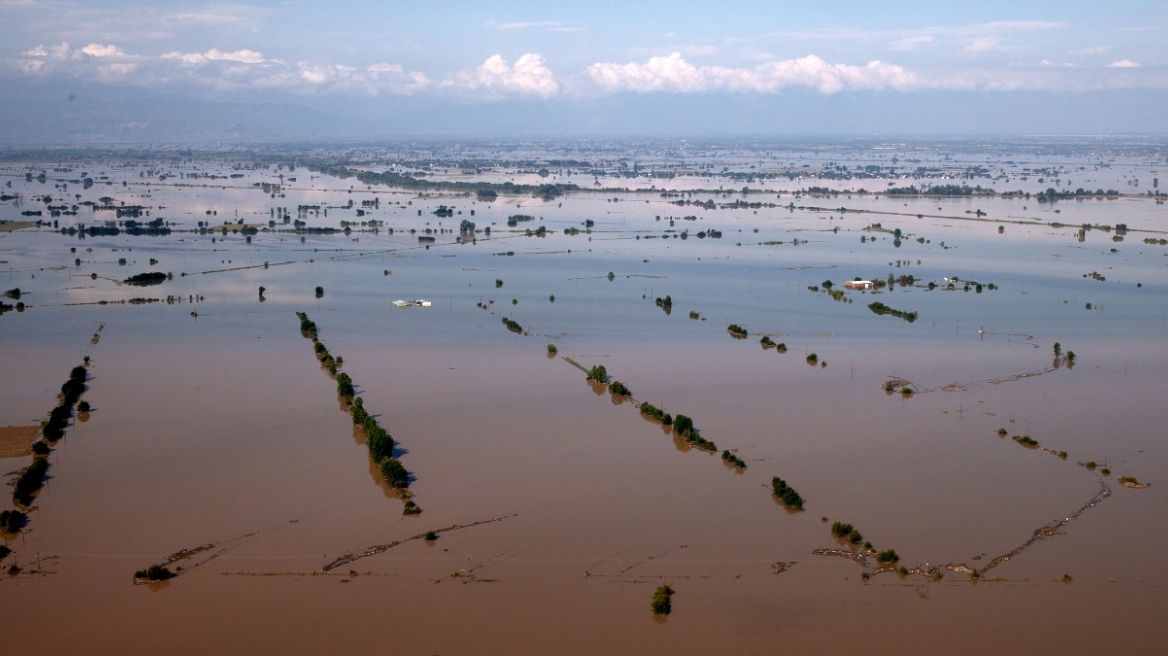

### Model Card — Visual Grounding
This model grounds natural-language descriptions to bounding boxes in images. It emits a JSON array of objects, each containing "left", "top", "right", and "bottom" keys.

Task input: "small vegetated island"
[
  {"left": 867, "top": 301, "right": 918, "bottom": 322},
  {"left": 502, "top": 317, "right": 524, "bottom": 334},
  {"left": 124, "top": 272, "right": 167, "bottom": 286},
  {"left": 727, "top": 323, "right": 748, "bottom": 339},
  {"left": 1118, "top": 476, "right": 1149, "bottom": 489},
  {"left": 771, "top": 476, "right": 804, "bottom": 510},
  {"left": 295, "top": 312, "right": 419, "bottom": 515},
  {"left": 1012, "top": 434, "right": 1040, "bottom": 448},
  {"left": 722, "top": 450, "right": 747, "bottom": 469}
]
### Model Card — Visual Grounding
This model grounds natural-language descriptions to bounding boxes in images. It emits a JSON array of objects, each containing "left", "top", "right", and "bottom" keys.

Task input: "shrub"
[
  {"left": 651, "top": 584, "right": 674, "bottom": 615},
  {"left": 31, "top": 441, "right": 50, "bottom": 456},
  {"left": 380, "top": 458, "right": 409, "bottom": 488},
  {"left": 502, "top": 317, "right": 523, "bottom": 333},
  {"left": 727, "top": 324, "right": 748, "bottom": 337},
  {"left": 424, "top": 531, "right": 438, "bottom": 541},
  {"left": 806, "top": 353, "right": 818, "bottom": 363},
  {"left": 1012, "top": 435, "right": 1039, "bottom": 447},
  {"left": 134, "top": 564, "right": 174, "bottom": 582},
  {"left": 877, "top": 549, "right": 900, "bottom": 564},
  {"left": 78, "top": 400, "right": 91, "bottom": 412},
  {"left": 546, "top": 344, "right": 557, "bottom": 354},
  {"left": 315, "top": 286, "right": 324, "bottom": 298},
  {"left": 760, "top": 336, "right": 776, "bottom": 347},
  {"left": 608, "top": 380, "right": 631, "bottom": 396}
]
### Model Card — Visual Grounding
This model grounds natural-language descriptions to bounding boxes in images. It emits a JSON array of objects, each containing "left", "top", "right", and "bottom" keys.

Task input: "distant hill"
[{"left": 0, "top": 80, "right": 364, "bottom": 143}]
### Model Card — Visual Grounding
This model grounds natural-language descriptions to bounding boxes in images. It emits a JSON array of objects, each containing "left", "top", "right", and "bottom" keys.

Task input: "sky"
[{"left": 2, "top": 0, "right": 1167, "bottom": 137}]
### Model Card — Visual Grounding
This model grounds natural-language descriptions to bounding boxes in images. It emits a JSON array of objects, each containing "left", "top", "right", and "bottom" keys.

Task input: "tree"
[
  {"left": 1053, "top": 342, "right": 1061, "bottom": 357},
  {"left": 651, "top": 585, "right": 674, "bottom": 615},
  {"left": 380, "top": 458, "right": 409, "bottom": 488},
  {"left": 336, "top": 373, "right": 355, "bottom": 399},
  {"left": 586, "top": 364, "right": 608, "bottom": 383}
]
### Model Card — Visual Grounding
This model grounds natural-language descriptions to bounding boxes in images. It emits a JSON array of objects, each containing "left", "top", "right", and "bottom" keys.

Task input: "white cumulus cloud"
[
  {"left": 587, "top": 53, "right": 917, "bottom": 94},
  {"left": 1108, "top": 59, "right": 1141, "bottom": 68},
  {"left": 163, "top": 48, "right": 267, "bottom": 66},
  {"left": 80, "top": 43, "right": 129, "bottom": 58},
  {"left": 447, "top": 54, "right": 559, "bottom": 97},
  {"left": 206, "top": 49, "right": 266, "bottom": 64}
]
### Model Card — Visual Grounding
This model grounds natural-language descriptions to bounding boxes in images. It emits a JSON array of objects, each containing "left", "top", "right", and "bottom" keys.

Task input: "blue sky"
[{"left": 2, "top": 1, "right": 1167, "bottom": 134}]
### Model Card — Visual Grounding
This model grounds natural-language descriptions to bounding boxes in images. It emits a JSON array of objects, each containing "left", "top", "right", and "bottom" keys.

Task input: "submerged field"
[{"left": 2, "top": 143, "right": 1167, "bottom": 654}]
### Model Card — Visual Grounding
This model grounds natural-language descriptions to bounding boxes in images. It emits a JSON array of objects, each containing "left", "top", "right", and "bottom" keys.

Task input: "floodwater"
[{"left": 1, "top": 145, "right": 1167, "bottom": 654}]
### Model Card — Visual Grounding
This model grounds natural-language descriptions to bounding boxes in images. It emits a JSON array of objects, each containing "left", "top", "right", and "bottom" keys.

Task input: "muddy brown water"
[{"left": 1, "top": 154, "right": 1167, "bottom": 654}]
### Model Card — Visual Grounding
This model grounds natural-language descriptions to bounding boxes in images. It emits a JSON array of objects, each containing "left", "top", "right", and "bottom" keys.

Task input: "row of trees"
[{"left": 296, "top": 312, "right": 418, "bottom": 515}]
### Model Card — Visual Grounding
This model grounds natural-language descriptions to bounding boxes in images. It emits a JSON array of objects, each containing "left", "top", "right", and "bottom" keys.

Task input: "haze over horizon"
[{"left": 2, "top": 0, "right": 1167, "bottom": 140}]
